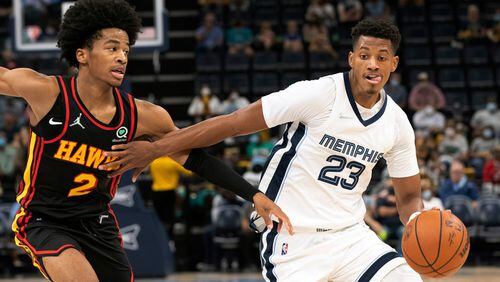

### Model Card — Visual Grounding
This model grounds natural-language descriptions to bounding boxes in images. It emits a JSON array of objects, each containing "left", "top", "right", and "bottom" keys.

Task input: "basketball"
[{"left": 402, "top": 210, "right": 470, "bottom": 278}]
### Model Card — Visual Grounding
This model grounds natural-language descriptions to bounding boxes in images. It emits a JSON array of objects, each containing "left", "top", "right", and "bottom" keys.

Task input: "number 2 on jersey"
[
  {"left": 318, "top": 155, "right": 365, "bottom": 190},
  {"left": 67, "top": 173, "right": 98, "bottom": 197}
]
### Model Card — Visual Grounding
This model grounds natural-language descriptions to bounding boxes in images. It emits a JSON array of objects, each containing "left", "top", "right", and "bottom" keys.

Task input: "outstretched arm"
[
  {"left": 100, "top": 99, "right": 268, "bottom": 174},
  {"left": 110, "top": 100, "right": 292, "bottom": 233}
]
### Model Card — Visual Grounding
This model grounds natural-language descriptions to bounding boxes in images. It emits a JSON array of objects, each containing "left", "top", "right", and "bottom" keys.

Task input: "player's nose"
[{"left": 367, "top": 57, "right": 379, "bottom": 70}]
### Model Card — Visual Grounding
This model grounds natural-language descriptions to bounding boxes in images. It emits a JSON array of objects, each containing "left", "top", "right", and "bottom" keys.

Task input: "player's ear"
[
  {"left": 391, "top": 55, "right": 399, "bottom": 72},
  {"left": 76, "top": 48, "right": 88, "bottom": 65},
  {"left": 348, "top": 51, "right": 354, "bottom": 68}
]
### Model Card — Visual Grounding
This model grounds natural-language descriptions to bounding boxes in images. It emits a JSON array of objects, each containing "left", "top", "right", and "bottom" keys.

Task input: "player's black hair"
[
  {"left": 57, "top": 0, "right": 142, "bottom": 67},
  {"left": 351, "top": 18, "right": 401, "bottom": 53}
]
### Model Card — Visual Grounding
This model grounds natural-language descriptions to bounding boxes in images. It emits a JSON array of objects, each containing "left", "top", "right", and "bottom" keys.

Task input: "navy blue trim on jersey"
[
  {"left": 260, "top": 123, "right": 292, "bottom": 182},
  {"left": 343, "top": 72, "right": 387, "bottom": 127},
  {"left": 262, "top": 223, "right": 279, "bottom": 282},
  {"left": 265, "top": 123, "right": 306, "bottom": 201},
  {"left": 357, "top": 251, "right": 400, "bottom": 282}
]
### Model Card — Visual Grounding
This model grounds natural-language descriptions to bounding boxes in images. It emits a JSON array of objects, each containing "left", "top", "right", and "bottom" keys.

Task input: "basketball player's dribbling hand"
[
  {"left": 100, "top": 141, "right": 157, "bottom": 181},
  {"left": 253, "top": 193, "right": 294, "bottom": 235}
]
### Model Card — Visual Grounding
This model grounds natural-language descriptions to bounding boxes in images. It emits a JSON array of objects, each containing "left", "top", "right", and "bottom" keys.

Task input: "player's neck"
[
  {"left": 76, "top": 70, "right": 115, "bottom": 111},
  {"left": 349, "top": 72, "right": 381, "bottom": 109}
]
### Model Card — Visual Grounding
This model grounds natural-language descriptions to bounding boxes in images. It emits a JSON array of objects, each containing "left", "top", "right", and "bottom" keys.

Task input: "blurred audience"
[
  {"left": 408, "top": 72, "right": 446, "bottom": 111},
  {"left": 303, "top": 17, "right": 338, "bottom": 59},
  {"left": 188, "top": 84, "right": 222, "bottom": 122},
  {"left": 252, "top": 21, "right": 277, "bottom": 52},
  {"left": 457, "top": 4, "right": 489, "bottom": 43},
  {"left": 220, "top": 90, "right": 249, "bottom": 115},
  {"left": 383, "top": 72, "right": 407, "bottom": 108},
  {"left": 470, "top": 97, "right": 500, "bottom": 135},
  {"left": 195, "top": 12, "right": 224, "bottom": 52},
  {"left": 226, "top": 20, "right": 253, "bottom": 56},
  {"left": 482, "top": 146, "right": 500, "bottom": 195},
  {"left": 283, "top": 20, "right": 304, "bottom": 53},
  {"left": 412, "top": 105, "right": 446, "bottom": 132},
  {"left": 306, "top": 0, "right": 337, "bottom": 29},
  {"left": 365, "top": 0, "right": 390, "bottom": 19},
  {"left": 438, "top": 125, "right": 469, "bottom": 160},
  {"left": 439, "top": 160, "right": 479, "bottom": 207},
  {"left": 421, "top": 173, "right": 444, "bottom": 210}
]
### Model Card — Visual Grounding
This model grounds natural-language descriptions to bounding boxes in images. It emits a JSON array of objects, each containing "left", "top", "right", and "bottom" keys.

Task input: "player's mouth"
[
  {"left": 364, "top": 73, "right": 382, "bottom": 85},
  {"left": 111, "top": 67, "right": 125, "bottom": 80}
]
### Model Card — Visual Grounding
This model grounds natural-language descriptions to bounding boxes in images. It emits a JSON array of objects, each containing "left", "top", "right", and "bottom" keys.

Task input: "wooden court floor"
[{"left": 1, "top": 267, "right": 499, "bottom": 282}]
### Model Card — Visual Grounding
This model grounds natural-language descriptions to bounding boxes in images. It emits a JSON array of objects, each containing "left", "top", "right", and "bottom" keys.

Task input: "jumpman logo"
[{"left": 70, "top": 113, "right": 86, "bottom": 129}]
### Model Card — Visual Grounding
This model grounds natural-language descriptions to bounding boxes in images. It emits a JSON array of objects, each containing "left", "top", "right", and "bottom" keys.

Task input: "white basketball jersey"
[{"left": 260, "top": 72, "right": 419, "bottom": 230}]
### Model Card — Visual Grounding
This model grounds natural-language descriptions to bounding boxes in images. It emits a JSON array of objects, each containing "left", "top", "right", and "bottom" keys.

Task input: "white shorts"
[{"left": 260, "top": 222, "right": 418, "bottom": 282}]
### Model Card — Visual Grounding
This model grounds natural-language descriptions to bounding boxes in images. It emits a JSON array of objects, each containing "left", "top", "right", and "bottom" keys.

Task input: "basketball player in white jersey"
[{"left": 102, "top": 19, "right": 424, "bottom": 281}]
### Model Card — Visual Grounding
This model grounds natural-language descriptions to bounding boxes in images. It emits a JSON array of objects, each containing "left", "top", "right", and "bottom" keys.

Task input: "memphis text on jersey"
[
  {"left": 319, "top": 134, "right": 384, "bottom": 164},
  {"left": 53, "top": 139, "right": 118, "bottom": 170}
]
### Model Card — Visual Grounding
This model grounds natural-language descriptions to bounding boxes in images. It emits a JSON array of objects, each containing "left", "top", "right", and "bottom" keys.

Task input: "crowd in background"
[{"left": 0, "top": 0, "right": 499, "bottom": 275}]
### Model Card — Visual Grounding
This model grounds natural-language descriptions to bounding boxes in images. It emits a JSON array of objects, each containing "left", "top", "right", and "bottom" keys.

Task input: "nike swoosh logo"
[{"left": 49, "top": 118, "right": 63, "bottom": 125}]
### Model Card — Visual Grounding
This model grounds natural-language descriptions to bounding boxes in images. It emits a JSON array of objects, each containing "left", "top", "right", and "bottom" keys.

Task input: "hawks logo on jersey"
[{"left": 53, "top": 139, "right": 119, "bottom": 170}]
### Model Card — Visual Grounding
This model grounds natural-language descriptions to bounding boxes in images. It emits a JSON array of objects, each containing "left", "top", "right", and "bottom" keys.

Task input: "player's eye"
[
  {"left": 379, "top": 56, "right": 387, "bottom": 61},
  {"left": 360, "top": 54, "right": 368, "bottom": 60}
]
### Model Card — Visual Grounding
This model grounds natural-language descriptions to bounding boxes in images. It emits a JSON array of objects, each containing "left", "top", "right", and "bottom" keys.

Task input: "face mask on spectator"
[
  {"left": 486, "top": 102, "right": 497, "bottom": 112},
  {"left": 445, "top": 127, "right": 455, "bottom": 137},
  {"left": 422, "top": 190, "right": 432, "bottom": 201},
  {"left": 423, "top": 105, "right": 434, "bottom": 115},
  {"left": 483, "top": 128, "right": 494, "bottom": 139}
]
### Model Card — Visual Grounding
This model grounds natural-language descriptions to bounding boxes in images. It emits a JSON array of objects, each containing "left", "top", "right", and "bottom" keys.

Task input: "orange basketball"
[{"left": 401, "top": 209, "right": 470, "bottom": 278}]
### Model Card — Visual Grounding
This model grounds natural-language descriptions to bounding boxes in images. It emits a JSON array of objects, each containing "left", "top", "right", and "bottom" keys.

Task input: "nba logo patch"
[{"left": 281, "top": 243, "right": 288, "bottom": 255}]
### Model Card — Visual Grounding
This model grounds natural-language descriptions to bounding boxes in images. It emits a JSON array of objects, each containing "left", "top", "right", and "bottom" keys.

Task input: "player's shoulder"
[
  {"left": 287, "top": 72, "right": 340, "bottom": 95},
  {"left": 384, "top": 95, "right": 412, "bottom": 126}
]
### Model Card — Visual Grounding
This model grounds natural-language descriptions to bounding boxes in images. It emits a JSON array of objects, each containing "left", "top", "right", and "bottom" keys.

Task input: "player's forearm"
[
  {"left": 397, "top": 193, "right": 424, "bottom": 225},
  {"left": 153, "top": 114, "right": 238, "bottom": 156}
]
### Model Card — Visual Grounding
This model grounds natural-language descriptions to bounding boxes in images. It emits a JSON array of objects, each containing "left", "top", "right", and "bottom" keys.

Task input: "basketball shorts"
[
  {"left": 260, "top": 221, "right": 420, "bottom": 282},
  {"left": 12, "top": 207, "right": 133, "bottom": 281}
]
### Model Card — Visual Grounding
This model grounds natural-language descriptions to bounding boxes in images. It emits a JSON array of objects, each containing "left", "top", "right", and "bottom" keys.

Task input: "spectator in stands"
[
  {"left": 482, "top": 145, "right": 500, "bottom": 194},
  {"left": 365, "top": 0, "right": 390, "bottom": 20},
  {"left": 0, "top": 96, "right": 26, "bottom": 128},
  {"left": 195, "top": 12, "right": 224, "bottom": 52},
  {"left": 375, "top": 180, "right": 403, "bottom": 244},
  {"left": 438, "top": 125, "right": 469, "bottom": 160},
  {"left": 1, "top": 111, "right": 20, "bottom": 143},
  {"left": 471, "top": 126, "right": 499, "bottom": 160},
  {"left": 252, "top": 21, "right": 277, "bottom": 52},
  {"left": 439, "top": 160, "right": 479, "bottom": 207},
  {"left": 337, "top": 0, "right": 363, "bottom": 25},
  {"left": 0, "top": 132, "right": 18, "bottom": 201},
  {"left": 226, "top": 19, "right": 253, "bottom": 56},
  {"left": 150, "top": 156, "right": 192, "bottom": 237},
  {"left": 303, "top": 16, "right": 338, "bottom": 59},
  {"left": 408, "top": 72, "right": 446, "bottom": 111},
  {"left": 470, "top": 97, "right": 500, "bottom": 135},
  {"left": 487, "top": 8, "right": 500, "bottom": 43},
  {"left": 306, "top": 0, "right": 337, "bottom": 29},
  {"left": 383, "top": 72, "right": 407, "bottom": 108},
  {"left": 228, "top": 0, "right": 250, "bottom": 22},
  {"left": 470, "top": 126, "right": 499, "bottom": 177},
  {"left": 243, "top": 162, "right": 263, "bottom": 188},
  {"left": 458, "top": 4, "right": 489, "bottom": 43},
  {"left": 363, "top": 194, "right": 388, "bottom": 241},
  {"left": 412, "top": 105, "right": 446, "bottom": 132},
  {"left": 220, "top": 90, "right": 249, "bottom": 115},
  {"left": 283, "top": 20, "right": 304, "bottom": 53},
  {"left": 421, "top": 173, "right": 444, "bottom": 210},
  {"left": 188, "top": 84, "right": 222, "bottom": 122}
]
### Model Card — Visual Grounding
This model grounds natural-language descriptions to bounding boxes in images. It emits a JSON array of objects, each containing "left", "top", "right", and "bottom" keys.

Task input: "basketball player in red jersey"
[{"left": 0, "top": 0, "right": 291, "bottom": 281}]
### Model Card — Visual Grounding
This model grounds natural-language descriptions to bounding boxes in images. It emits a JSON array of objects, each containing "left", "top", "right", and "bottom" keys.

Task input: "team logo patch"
[
  {"left": 281, "top": 243, "right": 288, "bottom": 255},
  {"left": 116, "top": 126, "right": 128, "bottom": 139}
]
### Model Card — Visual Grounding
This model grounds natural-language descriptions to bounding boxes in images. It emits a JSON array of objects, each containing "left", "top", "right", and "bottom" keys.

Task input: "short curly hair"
[
  {"left": 57, "top": 0, "right": 142, "bottom": 67},
  {"left": 351, "top": 18, "right": 401, "bottom": 53}
]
